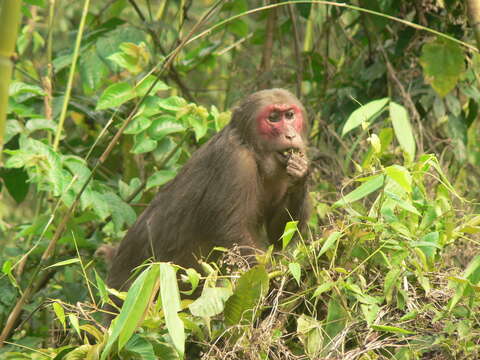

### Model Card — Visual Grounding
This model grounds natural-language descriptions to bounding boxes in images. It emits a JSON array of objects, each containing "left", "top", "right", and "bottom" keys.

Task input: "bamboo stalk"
[
  {"left": 52, "top": 0, "right": 91, "bottom": 150},
  {"left": 0, "top": 0, "right": 22, "bottom": 160}
]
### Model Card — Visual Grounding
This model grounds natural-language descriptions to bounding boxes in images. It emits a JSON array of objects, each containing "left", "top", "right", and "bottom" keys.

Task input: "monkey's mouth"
[{"left": 277, "top": 148, "right": 301, "bottom": 162}]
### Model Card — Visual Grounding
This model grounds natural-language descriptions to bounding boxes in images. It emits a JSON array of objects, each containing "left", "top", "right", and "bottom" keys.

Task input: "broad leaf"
[
  {"left": 318, "top": 231, "right": 342, "bottom": 257},
  {"left": 281, "top": 221, "right": 299, "bottom": 249},
  {"left": 96, "top": 82, "right": 136, "bottom": 110},
  {"left": 419, "top": 38, "right": 465, "bottom": 97},
  {"left": 146, "top": 170, "right": 176, "bottom": 190},
  {"left": 324, "top": 296, "right": 347, "bottom": 346},
  {"left": 390, "top": 102, "right": 416, "bottom": 160},
  {"left": 224, "top": 266, "right": 269, "bottom": 326},
  {"left": 147, "top": 115, "right": 185, "bottom": 140},
  {"left": 189, "top": 287, "right": 232, "bottom": 318},
  {"left": 385, "top": 165, "right": 412, "bottom": 193},
  {"left": 101, "top": 264, "right": 159, "bottom": 360},
  {"left": 334, "top": 175, "right": 385, "bottom": 207},
  {"left": 289, "top": 262, "right": 301, "bottom": 285},
  {"left": 342, "top": 98, "right": 389, "bottom": 136},
  {"left": 159, "top": 263, "right": 185, "bottom": 357},
  {"left": 136, "top": 75, "right": 169, "bottom": 97}
]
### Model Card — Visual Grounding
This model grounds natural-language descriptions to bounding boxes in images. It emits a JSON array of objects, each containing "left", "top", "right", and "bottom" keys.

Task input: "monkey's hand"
[{"left": 286, "top": 152, "right": 309, "bottom": 180}]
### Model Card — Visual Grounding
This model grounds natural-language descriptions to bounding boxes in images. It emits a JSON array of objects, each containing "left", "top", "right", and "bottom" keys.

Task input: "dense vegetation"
[{"left": 1, "top": 0, "right": 480, "bottom": 359}]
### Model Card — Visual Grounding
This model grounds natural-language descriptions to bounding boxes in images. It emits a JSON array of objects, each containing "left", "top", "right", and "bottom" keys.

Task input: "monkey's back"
[{"left": 107, "top": 125, "right": 259, "bottom": 291}]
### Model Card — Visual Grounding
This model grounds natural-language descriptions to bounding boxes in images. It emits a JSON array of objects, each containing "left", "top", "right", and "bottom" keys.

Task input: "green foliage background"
[{"left": 1, "top": 0, "right": 480, "bottom": 359}]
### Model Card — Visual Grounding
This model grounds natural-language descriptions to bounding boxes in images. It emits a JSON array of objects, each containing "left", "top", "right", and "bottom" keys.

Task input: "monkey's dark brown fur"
[{"left": 107, "top": 88, "right": 310, "bottom": 292}]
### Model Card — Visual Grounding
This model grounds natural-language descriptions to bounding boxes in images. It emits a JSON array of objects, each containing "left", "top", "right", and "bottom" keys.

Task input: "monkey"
[
  {"left": 106, "top": 88, "right": 310, "bottom": 294},
  {"left": 95, "top": 244, "right": 117, "bottom": 267}
]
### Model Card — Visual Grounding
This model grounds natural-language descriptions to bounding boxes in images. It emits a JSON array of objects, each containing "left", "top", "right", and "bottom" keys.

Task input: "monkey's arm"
[
  {"left": 266, "top": 151, "right": 310, "bottom": 246},
  {"left": 265, "top": 178, "right": 311, "bottom": 246}
]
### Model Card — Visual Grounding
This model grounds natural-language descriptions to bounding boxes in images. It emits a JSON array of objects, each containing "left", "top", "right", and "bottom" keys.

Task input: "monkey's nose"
[{"left": 285, "top": 133, "right": 296, "bottom": 140}]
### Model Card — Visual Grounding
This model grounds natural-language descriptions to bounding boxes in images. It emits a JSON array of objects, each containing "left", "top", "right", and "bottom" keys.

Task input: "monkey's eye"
[
  {"left": 268, "top": 111, "right": 281, "bottom": 122},
  {"left": 285, "top": 110, "right": 295, "bottom": 120}
]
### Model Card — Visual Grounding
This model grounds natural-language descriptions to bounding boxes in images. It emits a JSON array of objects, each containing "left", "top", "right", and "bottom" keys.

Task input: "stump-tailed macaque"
[{"left": 107, "top": 88, "right": 310, "bottom": 292}]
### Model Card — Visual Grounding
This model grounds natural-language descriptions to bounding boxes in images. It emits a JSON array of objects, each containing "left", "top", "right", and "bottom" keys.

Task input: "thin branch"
[{"left": 128, "top": 0, "right": 145, "bottom": 21}]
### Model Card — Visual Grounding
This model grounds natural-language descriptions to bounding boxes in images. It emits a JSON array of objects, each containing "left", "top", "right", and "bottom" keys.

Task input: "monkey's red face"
[{"left": 256, "top": 103, "right": 305, "bottom": 156}]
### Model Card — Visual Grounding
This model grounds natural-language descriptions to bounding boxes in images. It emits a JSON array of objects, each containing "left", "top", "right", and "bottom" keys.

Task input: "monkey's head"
[{"left": 231, "top": 88, "right": 308, "bottom": 159}]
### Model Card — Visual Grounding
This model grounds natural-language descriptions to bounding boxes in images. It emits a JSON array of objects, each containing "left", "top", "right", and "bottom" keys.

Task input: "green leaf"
[
  {"left": 101, "top": 192, "right": 136, "bottom": 232},
  {"left": 342, "top": 98, "right": 389, "bottom": 136},
  {"left": 384, "top": 267, "right": 401, "bottom": 304},
  {"left": 147, "top": 115, "right": 185, "bottom": 140},
  {"left": 384, "top": 191, "right": 420, "bottom": 216},
  {"left": 318, "top": 231, "right": 342, "bottom": 257},
  {"left": 447, "top": 114, "right": 468, "bottom": 163},
  {"left": 68, "top": 314, "right": 81, "bottom": 337},
  {"left": 95, "top": 270, "right": 109, "bottom": 304},
  {"left": 9, "top": 80, "right": 46, "bottom": 98},
  {"left": 368, "top": 133, "right": 381, "bottom": 154},
  {"left": 4, "top": 119, "right": 22, "bottom": 144},
  {"left": 186, "top": 113, "right": 208, "bottom": 142},
  {"left": 52, "top": 302, "right": 66, "bottom": 331},
  {"left": 132, "top": 132, "right": 157, "bottom": 154},
  {"left": 5, "top": 136, "right": 65, "bottom": 196},
  {"left": 123, "top": 334, "right": 156, "bottom": 360},
  {"left": 107, "top": 41, "right": 151, "bottom": 75},
  {"left": 25, "top": 118, "right": 57, "bottom": 133},
  {"left": 182, "top": 268, "right": 201, "bottom": 295},
  {"left": 227, "top": 19, "right": 249, "bottom": 37},
  {"left": 281, "top": 221, "right": 298, "bottom": 249},
  {"left": 157, "top": 96, "right": 187, "bottom": 112},
  {"left": 297, "top": 314, "right": 322, "bottom": 358},
  {"left": 101, "top": 264, "right": 159, "bottom": 360},
  {"left": 288, "top": 262, "right": 301, "bottom": 285},
  {"left": 159, "top": 263, "right": 185, "bottom": 357},
  {"left": 324, "top": 296, "right": 347, "bottom": 345},
  {"left": 188, "top": 287, "right": 232, "bottom": 318},
  {"left": 0, "top": 168, "right": 29, "bottom": 203},
  {"left": 385, "top": 165, "right": 412, "bottom": 193},
  {"left": 371, "top": 324, "right": 415, "bottom": 335},
  {"left": 420, "top": 38, "right": 465, "bottom": 97},
  {"left": 333, "top": 174, "right": 385, "bottom": 207},
  {"left": 463, "top": 254, "right": 480, "bottom": 284},
  {"left": 448, "top": 279, "right": 469, "bottom": 311},
  {"left": 124, "top": 116, "right": 152, "bottom": 135},
  {"left": 312, "top": 282, "right": 334, "bottom": 298},
  {"left": 146, "top": 170, "right": 176, "bottom": 190},
  {"left": 63, "top": 156, "right": 92, "bottom": 185},
  {"left": 79, "top": 47, "right": 109, "bottom": 93},
  {"left": 361, "top": 304, "right": 380, "bottom": 326},
  {"left": 445, "top": 93, "right": 461, "bottom": 117},
  {"left": 96, "top": 82, "right": 136, "bottom": 110},
  {"left": 45, "top": 258, "right": 81, "bottom": 269},
  {"left": 390, "top": 102, "right": 416, "bottom": 160},
  {"left": 224, "top": 266, "right": 269, "bottom": 326},
  {"left": 135, "top": 75, "right": 169, "bottom": 97},
  {"left": 96, "top": 26, "right": 146, "bottom": 71}
]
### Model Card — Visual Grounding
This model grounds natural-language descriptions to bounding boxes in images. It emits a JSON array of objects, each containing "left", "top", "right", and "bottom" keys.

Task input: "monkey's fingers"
[
  {"left": 287, "top": 162, "right": 308, "bottom": 178},
  {"left": 288, "top": 155, "right": 309, "bottom": 170}
]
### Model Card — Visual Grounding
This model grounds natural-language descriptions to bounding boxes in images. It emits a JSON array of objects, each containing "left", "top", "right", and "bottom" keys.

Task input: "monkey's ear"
[{"left": 95, "top": 244, "right": 117, "bottom": 267}]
